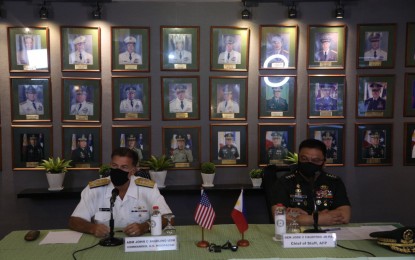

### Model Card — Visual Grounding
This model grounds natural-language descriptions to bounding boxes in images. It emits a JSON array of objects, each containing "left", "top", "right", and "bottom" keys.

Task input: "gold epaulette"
[
  {"left": 135, "top": 178, "right": 155, "bottom": 188},
  {"left": 88, "top": 178, "right": 110, "bottom": 188}
]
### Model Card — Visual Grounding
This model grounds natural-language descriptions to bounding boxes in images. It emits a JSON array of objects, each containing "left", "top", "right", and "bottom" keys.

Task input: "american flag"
[{"left": 194, "top": 191, "right": 216, "bottom": 230}]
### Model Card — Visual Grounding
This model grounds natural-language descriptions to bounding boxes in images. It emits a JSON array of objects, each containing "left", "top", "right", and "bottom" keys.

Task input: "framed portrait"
[
  {"left": 258, "top": 75, "right": 296, "bottom": 119},
  {"left": 160, "top": 26, "right": 199, "bottom": 71},
  {"left": 405, "top": 23, "right": 415, "bottom": 67},
  {"left": 61, "top": 26, "right": 100, "bottom": 72},
  {"left": 307, "top": 25, "right": 346, "bottom": 69},
  {"left": 161, "top": 76, "right": 200, "bottom": 120},
  {"left": 356, "top": 24, "right": 396, "bottom": 69},
  {"left": 259, "top": 25, "right": 298, "bottom": 70},
  {"left": 356, "top": 75, "right": 395, "bottom": 118},
  {"left": 111, "top": 26, "right": 150, "bottom": 72},
  {"left": 404, "top": 73, "right": 415, "bottom": 117},
  {"left": 7, "top": 27, "right": 50, "bottom": 72},
  {"left": 210, "top": 76, "right": 247, "bottom": 120},
  {"left": 62, "top": 78, "right": 101, "bottom": 123},
  {"left": 404, "top": 123, "right": 415, "bottom": 165},
  {"left": 12, "top": 125, "right": 52, "bottom": 170},
  {"left": 10, "top": 77, "right": 52, "bottom": 122},
  {"left": 112, "top": 77, "right": 151, "bottom": 121},
  {"left": 62, "top": 125, "right": 101, "bottom": 169},
  {"left": 210, "top": 26, "right": 250, "bottom": 71},
  {"left": 162, "top": 126, "right": 201, "bottom": 169},
  {"left": 112, "top": 125, "right": 151, "bottom": 163},
  {"left": 258, "top": 123, "right": 296, "bottom": 167},
  {"left": 355, "top": 123, "right": 392, "bottom": 166},
  {"left": 308, "top": 75, "right": 346, "bottom": 118},
  {"left": 308, "top": 123, "right": 345, "bottom": 166},
  {"left": 210, "top": 124, "right": 248, "bottom": 167}
]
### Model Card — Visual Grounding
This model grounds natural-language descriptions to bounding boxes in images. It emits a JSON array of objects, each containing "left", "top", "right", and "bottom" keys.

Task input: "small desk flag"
[
  {"left": 194, "top": 191, "right": 216, "bottom": 230},
  {"left": 231, "top": 189, "right": 248, "bottom": 233}
]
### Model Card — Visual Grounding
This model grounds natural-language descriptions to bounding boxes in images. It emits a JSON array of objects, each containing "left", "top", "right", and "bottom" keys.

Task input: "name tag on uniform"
[{"left": 99, "top": 208, "right": 110, "bottom": 212}]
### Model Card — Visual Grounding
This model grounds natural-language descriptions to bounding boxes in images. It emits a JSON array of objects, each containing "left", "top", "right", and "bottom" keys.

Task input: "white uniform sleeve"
[{"left": 71, "top": 186, "right": 102, "bottom": 221}]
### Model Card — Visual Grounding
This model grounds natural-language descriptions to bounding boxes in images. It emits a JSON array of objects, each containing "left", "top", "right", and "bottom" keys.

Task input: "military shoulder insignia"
[
  {"left": 88, "top": 178, "right": 110, "bottom": 188},
  {"left": 285, "top": 173, "right": 295, "bottom": 179},
  {"left": 135, "top": 178, "right": 155, "bottom": 188},
  {"left": 326, "top": 173, "right": 338, "bottom": 179}
]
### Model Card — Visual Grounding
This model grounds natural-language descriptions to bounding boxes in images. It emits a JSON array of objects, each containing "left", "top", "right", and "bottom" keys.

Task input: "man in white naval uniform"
[
  {"left": 70, "top": 86, "right": 93, "bottom": 116},
  {"left": 217, "top": 85, "right": 239, "bottom": 113},
  {"left": 364, "top": 32, "right": 388, "bottom": 61},
  {"left": 69, "top": 35, "right": 93, "bottom": 65},
  {"left": 218, "top": 35, "right": 241, "bottom": 64},
  {"left": 119, "top": 36, "right": 142, "bottom": 65},
  {"left": 120, "top": 86, "right": 143, "bottom": 113},
  {"left": 69, "top": 148, "right": 172, "bottom": 238},
  {"left": 168, "top": 34, "right": 192, "bottom": 64},
  {"left": 19, "top": 85, "right": 44, "bottom": 115},
  {"left": 169, "top": 84, "right": 192, "bottom": 113}
]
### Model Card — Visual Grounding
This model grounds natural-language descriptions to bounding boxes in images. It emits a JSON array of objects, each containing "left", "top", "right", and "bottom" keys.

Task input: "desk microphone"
[{"left": 100, "top": 188, "right": 123, "bottom": 246}]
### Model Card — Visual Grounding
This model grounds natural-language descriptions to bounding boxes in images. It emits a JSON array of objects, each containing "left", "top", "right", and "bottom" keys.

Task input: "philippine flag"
[{"left": 231, "top": 189, "right": 248, "bottom": 233}]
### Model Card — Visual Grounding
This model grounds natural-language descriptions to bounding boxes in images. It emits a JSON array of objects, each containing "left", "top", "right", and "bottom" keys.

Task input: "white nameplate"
[
  {"left": 124, "top": 235, "right": 178, "bottom": 252},
  {"left": 282, "top": 233, "right": 336, "bottom": 248}
]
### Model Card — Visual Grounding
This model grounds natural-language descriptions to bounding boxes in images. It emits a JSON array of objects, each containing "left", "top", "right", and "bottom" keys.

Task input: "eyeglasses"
[{"left": 299, "top": 156, "right": 325, "bottom": 165}]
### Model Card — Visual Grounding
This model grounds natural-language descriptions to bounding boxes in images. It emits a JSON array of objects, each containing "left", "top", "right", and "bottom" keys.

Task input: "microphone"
[
  {"left": 99, "top": 188, "right": 123, "bottom": 246},
  {"left": 110, "top": 188, "right": 119, "bottom": 206}
]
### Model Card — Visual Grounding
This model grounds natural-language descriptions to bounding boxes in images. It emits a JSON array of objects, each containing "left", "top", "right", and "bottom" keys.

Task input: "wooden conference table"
[{"left": 0, "top": 224, "right": 411, "bottom": 260}]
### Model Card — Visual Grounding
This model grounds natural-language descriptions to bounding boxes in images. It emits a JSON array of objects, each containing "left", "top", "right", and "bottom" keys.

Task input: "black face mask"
[
  {"left": 297, "top": 161, "right": 323, "bottom": 178},
  {"left": 110, "top": 168, "right": 130, "bottom": 186}
]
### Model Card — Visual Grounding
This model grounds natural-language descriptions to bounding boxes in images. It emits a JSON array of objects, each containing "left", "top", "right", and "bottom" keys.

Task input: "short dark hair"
[
  {"left": 111, "top": 147, "right": 138, "bottom": 166},
  {"left": 299, "top": 138, "right": 327, "bottom": 158}
]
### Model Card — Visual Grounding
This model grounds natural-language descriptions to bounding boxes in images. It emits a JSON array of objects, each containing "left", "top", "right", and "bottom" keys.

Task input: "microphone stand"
[
  {"left": 99, "top": 189, "right": 123, "bottom": 246},
  {"left": 303, "top": 173, "right": 325, "bottom": 234}
]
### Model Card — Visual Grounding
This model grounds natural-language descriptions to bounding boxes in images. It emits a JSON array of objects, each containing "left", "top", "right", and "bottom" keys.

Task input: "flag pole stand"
[
  {"left": 237, "top": 232, "right": 250, "bottom": 247},
  {"left": 196, "top": 227, "right": 209, "bottom": 248}
]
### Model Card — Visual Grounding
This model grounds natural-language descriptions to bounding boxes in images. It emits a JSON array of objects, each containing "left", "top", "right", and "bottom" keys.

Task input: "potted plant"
[
  {"left": 200, "top": 162, "right": 216, "bottom": 187},
  {"left": 140, "top": 155, "right": 173, "bottom": 188},
  {"left": 285, "top": 151, "right": 298, "bottom": 164},
  {"left": 98, "top": 164, "right": 111, "bottom": 178},
  {"left": 39, "top": 157, "right": 72, "bottom": 191},
  {"left": 249, "top": 168, "right": 263, "bottom": 188}
]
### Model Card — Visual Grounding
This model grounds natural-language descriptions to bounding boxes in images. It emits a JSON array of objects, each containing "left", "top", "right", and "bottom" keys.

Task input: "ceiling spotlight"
[
  {"left": 39, "top": 1, "right": 49, "bottom": 20},
  {"left": 92, "top": 2, "right": 102, "bottom": 20},
  {"left": 335, "top": 2, "right": 344, "bottom": 19},
  {"left": 241, "top": 1, "right": 251, "bottom": 20},
  {"left": 288, "top": 3, "right": 297, "bottom": 19}
]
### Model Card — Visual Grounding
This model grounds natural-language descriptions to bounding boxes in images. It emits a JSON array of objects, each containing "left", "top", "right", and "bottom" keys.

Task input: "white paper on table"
[
  {"left": 39, "top": 230, "right": 83, "bottom": 245},
  {"left": 325, "top": 225, "right": 396, "bottom": 240}
]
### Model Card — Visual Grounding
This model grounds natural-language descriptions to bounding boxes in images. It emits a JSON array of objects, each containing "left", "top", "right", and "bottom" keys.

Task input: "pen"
[{"left": 322, "top": 227, "right": 341, "bottom": 232}]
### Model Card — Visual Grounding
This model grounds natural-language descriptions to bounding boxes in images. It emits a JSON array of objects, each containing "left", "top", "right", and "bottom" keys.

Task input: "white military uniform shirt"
[
  {"left": 119, "top": 51, "right": 142, "bottom": 65},
  {"left": 120, "top": 99, "right": 144, "bottom": 113},
  {"left": 217, "top": 100, "right": 239, "bottom": 113},
  {"left": 70, "top": 101, "right": 94, "bottom": 115},
  {"left": 69, "top": 51, "right": 93, "bottom": 65},
  {"left": 169, "top": 98, "right": 192, "bottom": 113},
  {"left": 364, "top": 49, "right": 388, "bottom": 61},
  {"left": 71, "top": 176, "right": 172, "bottom": 228},
  {"left": 19, "top": 100, "right": 44, "bottom": 115},
  {"left": 218, "top": 50, "right": 241, "bottom": 64},
  {"left": 168, "top": 50, "right": 192, "bottom": 64}
]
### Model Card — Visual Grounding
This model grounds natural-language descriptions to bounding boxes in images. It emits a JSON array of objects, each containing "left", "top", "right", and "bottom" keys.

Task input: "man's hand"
[
  {"left": 123, "top": 222, "right": 150, "bottom": 237},
  {"left": 91, "top": 223, "right": 110, "bottom": 238}
]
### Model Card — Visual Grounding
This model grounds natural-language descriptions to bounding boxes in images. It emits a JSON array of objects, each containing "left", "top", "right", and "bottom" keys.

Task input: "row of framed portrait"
[
  {"left": 8, "top": 123, "right": 415, "bottom": 171},
  {"left": 6, "top": 23, "right": 415, "bottom": 73},
  {"left": 8, "top": 74, "right": 415, "bottom": 123}
]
